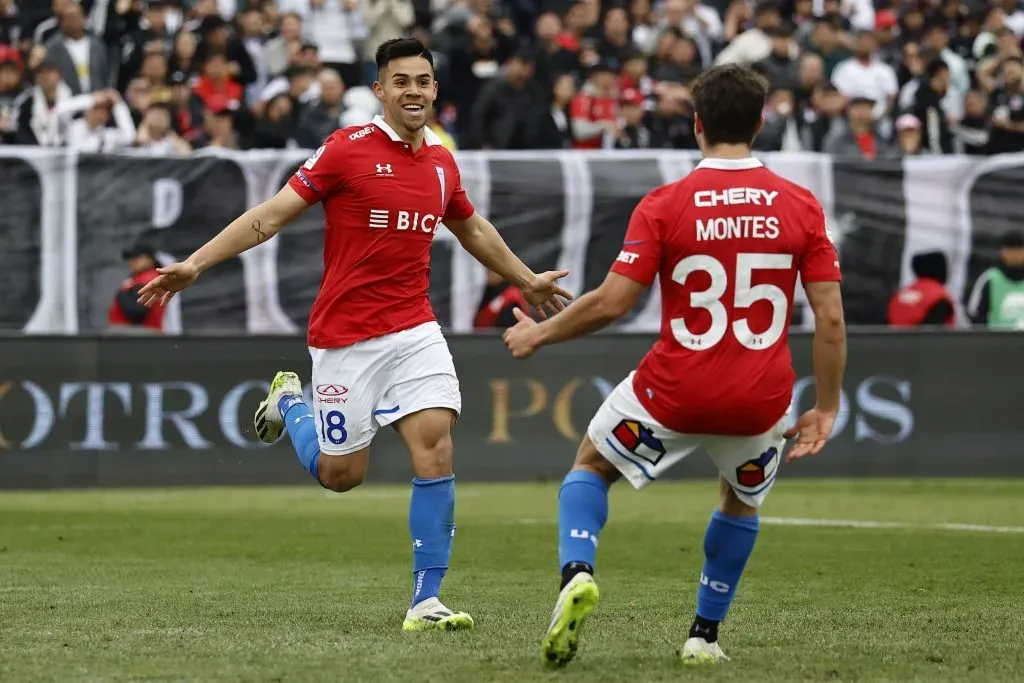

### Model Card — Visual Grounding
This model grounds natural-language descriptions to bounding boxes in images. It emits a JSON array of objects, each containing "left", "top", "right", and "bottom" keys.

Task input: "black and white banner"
[{"left": 1, "top": 148, "right": 1020, "bottom": 333}]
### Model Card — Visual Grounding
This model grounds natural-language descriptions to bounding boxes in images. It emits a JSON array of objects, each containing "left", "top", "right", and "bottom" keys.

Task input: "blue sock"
[
  {"left": 409, "top": 475, "right": 456, "bottom": 607},
  {"left": 558, "top": 470, "right": 609, "bottom": 571},
  {"left": 278, "top": 395, "right": 320, "bottom": 481},
  {"left": 696, "top": 509, "right": 760, "bottom": 621}
]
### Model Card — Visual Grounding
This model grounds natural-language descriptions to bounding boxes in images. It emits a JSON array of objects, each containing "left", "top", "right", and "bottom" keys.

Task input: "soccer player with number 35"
[
  {"left": 503, "top": 64, "right": 846, "bottom": 668},
  {"left": 138, "top": 39, "right": 572, "bottom": 631}
]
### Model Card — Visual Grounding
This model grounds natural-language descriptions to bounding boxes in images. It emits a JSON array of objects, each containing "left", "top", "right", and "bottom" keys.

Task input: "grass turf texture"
[{"left": 1, "top": 480, "right": 1023, "bottom": 682}]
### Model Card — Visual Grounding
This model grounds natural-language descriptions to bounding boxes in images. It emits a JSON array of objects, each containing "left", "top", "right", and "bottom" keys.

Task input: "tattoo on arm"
[{"left": 251, "top": 219, "right": 268, "bottom": 245}]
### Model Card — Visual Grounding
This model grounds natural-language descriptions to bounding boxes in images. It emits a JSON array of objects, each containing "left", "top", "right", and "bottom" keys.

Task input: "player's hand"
[
  {"left": 782, "top": 407, "right": 837, "bottom": 462},
  {"left": 521, "top": 269, "right": 573, "bottom": 319},
  {"left": 503, "top": 307, "right": 541, "bottom": 359},
  {"left": 137, "top": 261, "right": 200, "bottom": 308}
]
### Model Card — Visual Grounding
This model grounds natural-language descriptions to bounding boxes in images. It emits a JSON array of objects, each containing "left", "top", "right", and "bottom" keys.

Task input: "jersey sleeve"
[
  {"left": 443, "top": 161, "right": 475, "bottom": 221},
  {"left": 799, "top": 199, "right": 843, "bottom": 283},
  {"left": 609, "top": 197, "right": 662, "bottom": 286},
  {"left": 288, "top": 134, "right": 347, "bottom": 203}
]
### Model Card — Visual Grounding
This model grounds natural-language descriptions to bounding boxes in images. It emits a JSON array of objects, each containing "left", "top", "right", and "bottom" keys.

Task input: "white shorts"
[
  {"left": 308, "top": 321, "right": 461, "bottom": 455},
  {"left": 587, "top": 372, "right": 790, "bottom": 508}
]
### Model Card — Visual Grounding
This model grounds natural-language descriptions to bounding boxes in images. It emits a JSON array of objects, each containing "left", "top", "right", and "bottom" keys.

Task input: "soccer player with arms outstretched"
[
  {"left": 138, "top": 39, "right": 571, "bottom": 631},
  {"left": 503, "top": 64, "right": 846, "bottom": 667}
]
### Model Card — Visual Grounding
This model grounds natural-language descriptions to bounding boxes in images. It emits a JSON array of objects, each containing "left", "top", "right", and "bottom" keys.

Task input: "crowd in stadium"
[{"left": 1, "top": 0, "right": 1023, "bottom": 154}]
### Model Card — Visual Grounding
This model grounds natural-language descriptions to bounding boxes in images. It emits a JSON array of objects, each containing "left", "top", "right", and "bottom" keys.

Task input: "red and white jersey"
[
  {"left": 288, "top": 115, "right": 476, "bottom": 348},
  {"left": 611, "top": 157, "right": 842, "bottom": 436}
]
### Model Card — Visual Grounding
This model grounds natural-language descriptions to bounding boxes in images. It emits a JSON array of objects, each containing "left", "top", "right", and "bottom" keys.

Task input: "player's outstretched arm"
[
  {"left": 503, "top": 272, "right": 644, "bottom": 359},
  {"left": 138, "top": 185, "right": 310, "bottom": 307},
  {"left": 784, "top": 280, "right": 846, "bottom": 461},
  {"left": 445, "top": 212, "right": 573, "bottom": 317}
]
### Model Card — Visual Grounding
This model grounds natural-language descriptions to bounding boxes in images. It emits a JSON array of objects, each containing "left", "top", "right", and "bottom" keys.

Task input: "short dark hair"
[
  {"left": 690, "top": 64, "right": 769, "bottom": 146},
  {"left": 375, "top": 38, "right": 433, "bottom": 76},
  {"left": 925, "top": 58, "right": 949, "bottom": 79}
]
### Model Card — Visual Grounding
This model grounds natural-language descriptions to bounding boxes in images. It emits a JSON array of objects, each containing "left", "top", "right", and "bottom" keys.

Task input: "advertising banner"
[
  {"left": 2, "top": 148, "right": 1022, "bottom": 334},
  {"left": 0, "top": 333, "right": 1019, "bottom": 489}
]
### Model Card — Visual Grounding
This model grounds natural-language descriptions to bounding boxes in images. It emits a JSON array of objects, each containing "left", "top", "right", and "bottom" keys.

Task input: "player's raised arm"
[
  {"left": 444, "top": 212, "right": 573, "bottom": 318},
  {"left": 138, "top": 184, "right": 310, "bottom": 307}
]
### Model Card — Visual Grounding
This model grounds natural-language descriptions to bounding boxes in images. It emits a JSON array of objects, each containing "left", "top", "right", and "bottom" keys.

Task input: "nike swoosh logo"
[{"left": 623, "top": 240, "right": 644, "bottom": 245}]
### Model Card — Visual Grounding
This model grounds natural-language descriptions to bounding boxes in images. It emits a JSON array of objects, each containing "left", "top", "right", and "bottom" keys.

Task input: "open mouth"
[{"left": 402, "top": 103, "right": 425, "bottom": 114}]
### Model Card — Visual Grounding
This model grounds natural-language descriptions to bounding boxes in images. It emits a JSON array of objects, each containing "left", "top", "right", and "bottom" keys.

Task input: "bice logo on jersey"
[
  {"left": 612, "top": 420, "right": 666, "bottom": 466},
  {"left": 367, "top": 209, "right": 442, "bottom": 233},
  {"left": 735, "top": 447, "right": 778, "bottom": 488},
  {"left": 316, "top": 384, "right": 348, "bottom": 404}
]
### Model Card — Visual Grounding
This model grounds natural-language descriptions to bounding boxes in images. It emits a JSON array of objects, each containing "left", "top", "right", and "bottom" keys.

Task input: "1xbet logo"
[{"left": 316, "top": 384, "right": 348, "bottom": 404}]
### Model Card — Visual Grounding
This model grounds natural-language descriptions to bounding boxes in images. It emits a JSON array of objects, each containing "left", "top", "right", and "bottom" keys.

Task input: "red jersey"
[
  {"left": 192, "top": 77, "right": 243, "bottom": 111},
  {"left": 287, "top": 115, "right": 476, "bottom": 348},
  {"left": 611, "top": 157, "right": 842, "bottom": 436},
  {"left": 569, "top": 89, "right": 617, "bottom": 149},
  {"left": 107, "top": 269, "right": 166, "bottom": 330},
  {"left": 887, "top": 278, "right": 955, "bottom": 327}
]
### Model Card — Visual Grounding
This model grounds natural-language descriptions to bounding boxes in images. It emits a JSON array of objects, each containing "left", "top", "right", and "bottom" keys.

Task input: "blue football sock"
[
  {"left": 696, "top": 509, "right": 760, "bottom": 622},
  {"left": 558, "top": 470, "right": 609, "bottom": 572},
  {"left": 278, "top": 395, "right": 321, "bottom": 481},
  {"left": 409, "top": 475, "right": 456, "bottom": 607}
]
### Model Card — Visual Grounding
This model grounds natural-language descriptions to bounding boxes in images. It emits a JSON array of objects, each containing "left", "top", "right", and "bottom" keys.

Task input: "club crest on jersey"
[
  {"left": 375, "top": 163, "right": 394, "bottom": 176},
  {"left": 735, "top": 447, "right": 779, "bottom": 488},
  {"left": 611, "top": 420, "right": 666, "bottom": 467}
]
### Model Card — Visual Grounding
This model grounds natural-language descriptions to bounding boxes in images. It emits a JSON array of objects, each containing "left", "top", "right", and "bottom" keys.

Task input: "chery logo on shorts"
[{"left": 316, "top": 384, "right": 349, "bottom": 404}]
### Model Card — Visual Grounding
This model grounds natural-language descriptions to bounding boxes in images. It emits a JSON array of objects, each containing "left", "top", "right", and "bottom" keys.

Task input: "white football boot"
[
  {"left": 402, "top": 597, "right": 475, "bottom": 632},
  {"left": 254, "top": 371, "right": 303, "bottom": 444},
  {"left": 680, "top": 636, "right": 731, "bottom": 665},
  {"left": 540, "top": 572, "right": 600, "bottom": 668}
]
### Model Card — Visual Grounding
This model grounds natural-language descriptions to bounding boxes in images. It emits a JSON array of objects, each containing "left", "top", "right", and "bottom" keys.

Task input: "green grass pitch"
[{"left": 2, "top": 480, "right": 1024, "bottom": 682}]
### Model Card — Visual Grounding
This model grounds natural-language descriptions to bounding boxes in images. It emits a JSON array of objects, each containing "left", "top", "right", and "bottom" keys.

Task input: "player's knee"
[
  {"left": 413, "top": 431, "right": 454, "bottom": 478},
  {"left": 317, "top": 454, "right": 366, "bottom": 493},
  {"left": 719, "top": 480, "right": 758, "bottom": 517},
  {"left": 572, "top": 436, "right": 620, "bottom": 485}
]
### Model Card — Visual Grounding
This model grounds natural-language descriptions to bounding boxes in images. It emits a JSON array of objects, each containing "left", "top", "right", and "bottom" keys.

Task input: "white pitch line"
[{"left": 761, "top": 517, "right": 1024, "bottom": 535}]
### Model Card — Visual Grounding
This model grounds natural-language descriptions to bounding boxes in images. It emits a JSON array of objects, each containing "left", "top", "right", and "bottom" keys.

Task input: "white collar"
[
  {"left": 372, "top": 114, "right": 442, "bottom": 147},
  {"left": 695, "top": 157, "right": 764, "bottom": 171}
]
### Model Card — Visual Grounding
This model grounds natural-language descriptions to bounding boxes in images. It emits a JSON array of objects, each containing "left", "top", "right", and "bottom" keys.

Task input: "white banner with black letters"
[{"left": 1, "top": 147, "right": 1018, "bottom": 334}]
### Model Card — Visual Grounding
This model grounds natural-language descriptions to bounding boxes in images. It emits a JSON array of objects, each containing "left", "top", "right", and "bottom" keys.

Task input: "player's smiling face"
[{"left": 374, "top": 56, "right": 437, "bottom": 134}]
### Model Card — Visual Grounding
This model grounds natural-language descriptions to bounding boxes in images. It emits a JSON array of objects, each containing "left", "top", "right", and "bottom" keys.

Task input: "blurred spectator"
[
  {"left": 754, "top": 87, "right": 803, "bottom": 151},
  {"left": 988, "top": 56, "right": 1024, "bottom": 153},
  {"left": 535, "top": 71, "right": 576, "bottom": 149},
  {"left": 661, "top": 0, "right": 722, "bottom": 68},
  {"left": 135, "top": 102, "right": 191, "bottom": 154},
  {"left": 923, "top": 18, "right": 970, "bottom": 102},
  {"left": 630, "top": 0, "right": 659, "bottom": 54},
  {"left": 800, "top": 82, "right": 846, "bottom": 151},
  {"left": 194, "top": 15, "right": 257, "bottom": 89},
  {"left": 124, "top": 77, "right": 151, "bottom": 123},
  {"left": 470, "top": 49, "right": 545, "bottom": 149},
  {"left": 910, "top": 58, "right": 954, "bottom": 154},
  {"left": 362, "top": 0, "right": 415, "bottom": 86},
  {"left": 824, "top": 95, "right": 886, "bottom": 158},
  {"left": 570, "top": 61, "right": 619, "bottom": 149},
  {"left": 873, "top": 9, "right": 901, "bottom": 66},
  {"left": 0, "top": 45, "right": 23, "bottom": 143},
  {"left": 0, "top": 0, "right": 25, "bottom": 49},
  {"left": 194, "top": 102, "right": 238, "bottom": 149},
  {"left": 45, "top": 1, "right": 112, "bottom": 95},
  {"left": 474, "top": 270, "right": 530, "bottom": 329},
  {"left": 193, "top": 52, "right": 243, "bottom": 111},
  {"left": 15, "top": 56, "right": 73, "bottom": 145},
  {"left": 266, "top": 12, "right": 304, "bottom": 78},
  {"left": 168, "top": 30, "right": 200, "bottom": 80},
  {"left": 755, "top": 23, "right": 799, "bottom": 90},
  {"left": 891, "top": 113, "right": 923, "bottom": 155},
  {"left": 805, "top": 14, "right": 850, "bottom": 79},
  {"left": 612, "top": 86, "right": 652, "bottom": 148},
  {"left": 110, "top": 0, "right": 176, "bottom": 93},
  {"left": 290, "top": 0, "right": 362, "bottom": 88},
  {"left": 252, "top": 92, "right": 295, "bottom": 148},
  {"left": 647, "top": 84, "right": 697, "bottom": 147},
  {"left": 108, "top": 244, "right": 166, "bottom": 333},
  {"left": 169, "top": 70, "right": 204, "bottom": 142},
  {"left": 967, "top": 230, "right": 1024, "bottom": 329},
  {"left": 295, "top": 68, "right": 344, "bottom": 148},
  {"left": 831, "top": 29, "right": 898, "bottom": 121},
  {"left": 448, "top": 15, "right": 515, "bottom": 143},
  {"left": 620, "top": 50, "right": 656, "bottom": 100},
  {"left": 717, "top": 0, "right": 782, "bottom": 66},
  {"left": 238, "top": 7, "right": 270, "bottom": 104},
  {"left": 887, "top": 251, "right": 955, "bottom": 327},
  {"left": 139, "top": 52, "right": 171, "bottom": 104},
  {"left": 956, "top": 89, "right": 991, "bottom": 153},
  {"left": 532, "top": 12, "right": 579, "bottom": 92},
  {"left": 598, "top": 6, "right": 633, "bottom": 67},
  {"left": 55, "top": 88, "right": 136, "bottom": 152},
  {"left": 34, "top": 0, "right": 72, "bottom": 46}
]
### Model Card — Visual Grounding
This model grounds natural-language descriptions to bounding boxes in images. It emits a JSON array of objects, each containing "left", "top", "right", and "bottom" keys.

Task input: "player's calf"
[{"left": 317, "top": 450, "right": 369, "bottom": 492}]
